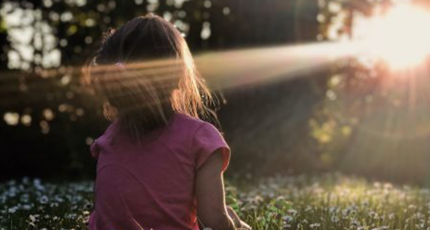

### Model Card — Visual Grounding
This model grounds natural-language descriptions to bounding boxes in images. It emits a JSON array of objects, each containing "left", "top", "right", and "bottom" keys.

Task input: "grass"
[{"left": 2, "top": 174, "right": 430, "bottom": 230}]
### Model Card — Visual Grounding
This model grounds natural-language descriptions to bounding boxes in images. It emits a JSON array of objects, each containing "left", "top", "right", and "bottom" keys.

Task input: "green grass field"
[{"left": 2, "top": 174, "right": 430, "bottom": 230}]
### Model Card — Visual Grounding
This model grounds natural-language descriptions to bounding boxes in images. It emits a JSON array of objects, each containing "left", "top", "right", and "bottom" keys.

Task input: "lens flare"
[{"left": 354, "top": 3, "right": 430, "bottom": 70}]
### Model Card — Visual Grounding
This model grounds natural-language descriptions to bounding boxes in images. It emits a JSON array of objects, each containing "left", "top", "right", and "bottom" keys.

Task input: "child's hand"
[
  {"left": 237, "top": 220, "right": 252, "bottom": 230},
  {"left": 227, "top": 206, "right": 252, "bottom": 229}
]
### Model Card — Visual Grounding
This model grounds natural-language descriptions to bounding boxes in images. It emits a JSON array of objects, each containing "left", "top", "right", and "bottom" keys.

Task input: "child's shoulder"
[
  {"left": 174, "top": 113, "right": 217, "bottom": 132},
  {"left": 175, "top": 113, "right": 206, "bottom": 126}
]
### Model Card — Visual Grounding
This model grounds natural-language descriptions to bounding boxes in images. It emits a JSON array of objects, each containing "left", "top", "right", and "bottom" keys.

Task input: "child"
[{"left": 87, "top": 14, "right": 251, "bottom": 230}]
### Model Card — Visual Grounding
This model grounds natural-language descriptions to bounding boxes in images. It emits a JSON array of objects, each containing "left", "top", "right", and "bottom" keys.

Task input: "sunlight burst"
[{"left": 355, "top": 3, "right": 430, "bottom": 70}]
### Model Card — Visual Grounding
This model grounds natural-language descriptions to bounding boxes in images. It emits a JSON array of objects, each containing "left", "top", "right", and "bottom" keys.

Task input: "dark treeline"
[
  {"left": 3, "top": 0, "right": 430, "bottom": 185},
  {"left": 0, "top": 0, "right": 323, "bottom": 181}
]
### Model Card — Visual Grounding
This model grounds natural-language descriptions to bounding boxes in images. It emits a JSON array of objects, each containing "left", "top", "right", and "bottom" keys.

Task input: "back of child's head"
[{"left": 88, "top": 14, "right": 216, "bottom": 139}]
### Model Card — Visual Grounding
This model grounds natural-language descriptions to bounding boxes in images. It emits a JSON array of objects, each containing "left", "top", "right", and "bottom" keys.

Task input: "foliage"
[
  {"left": 4, "top": 174, "right": 430, "bottom": 230},
  {"left": 312, "top": 0, "right": 430, "bottom": 184},
  {"left": 0, "top": 0, "right": 322, "bottom": 180},
  {"left": 2, "top": 0, "right": 430, "bottom": 184}
]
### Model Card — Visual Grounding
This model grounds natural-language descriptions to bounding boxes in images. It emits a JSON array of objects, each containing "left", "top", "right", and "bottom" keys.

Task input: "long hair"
[{"left": 87, "top": 14, "right": 217, "bottom": 139}]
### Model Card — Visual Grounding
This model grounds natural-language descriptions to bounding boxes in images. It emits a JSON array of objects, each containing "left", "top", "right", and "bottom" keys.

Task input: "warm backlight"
[{"left": 355, "top": 3, "right": 430, "bottom": 70}]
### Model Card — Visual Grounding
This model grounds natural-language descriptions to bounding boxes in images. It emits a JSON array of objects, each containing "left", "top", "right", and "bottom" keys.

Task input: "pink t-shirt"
[{"left": 88, "top": 113, "right": 230, "bottom": 230}]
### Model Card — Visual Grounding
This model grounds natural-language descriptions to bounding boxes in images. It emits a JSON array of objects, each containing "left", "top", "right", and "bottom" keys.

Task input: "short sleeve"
[
  {"left": 194, "top": 123, "right": 231, "bottom": 172},
  {"left": 90, "top": 140, "right": 101, "bottom": 160}
]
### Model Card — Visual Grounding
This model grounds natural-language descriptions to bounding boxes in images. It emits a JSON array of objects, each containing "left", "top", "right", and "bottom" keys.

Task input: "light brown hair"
[{"left": 88, "top": 14, "right": 217, "bottom": 139}]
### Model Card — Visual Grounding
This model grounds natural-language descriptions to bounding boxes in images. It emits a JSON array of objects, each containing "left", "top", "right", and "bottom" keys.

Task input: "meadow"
[{"left": 2, "top": 174, "right": 430, "bottom": 230}]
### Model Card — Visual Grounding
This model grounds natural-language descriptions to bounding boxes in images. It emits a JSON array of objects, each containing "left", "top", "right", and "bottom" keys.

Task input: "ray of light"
[
  {"left": 195, "top": 41, "right": 355, "bottom": 90},
  {"left": 0, "top": 41, "right": 355, "bottom": 99}
]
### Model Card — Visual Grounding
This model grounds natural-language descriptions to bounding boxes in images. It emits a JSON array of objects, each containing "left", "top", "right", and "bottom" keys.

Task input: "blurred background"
[{"left": 1, "top": 0, "right": 430, "bottom": 185}]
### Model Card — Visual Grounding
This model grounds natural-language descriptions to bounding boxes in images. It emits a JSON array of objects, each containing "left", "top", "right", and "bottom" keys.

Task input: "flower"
[{"left": 39, "top": 195, "right": 49, "bottom": 204}]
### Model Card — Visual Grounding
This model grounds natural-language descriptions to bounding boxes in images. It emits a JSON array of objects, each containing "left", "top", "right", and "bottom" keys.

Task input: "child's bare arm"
[{"left": 196, "top": 150, "right": 236, "bottom": 230}]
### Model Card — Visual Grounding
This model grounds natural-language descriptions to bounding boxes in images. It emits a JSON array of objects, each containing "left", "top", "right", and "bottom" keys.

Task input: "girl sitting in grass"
[{"left": 87, "top": 14, "right": 251, "bottom": 230}]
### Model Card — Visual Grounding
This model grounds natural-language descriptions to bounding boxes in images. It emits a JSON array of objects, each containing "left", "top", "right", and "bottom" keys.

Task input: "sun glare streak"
[
  {"left": 195, "top": 41, "right": 354, "bottom": 89},
  {"left": 0, "top": 41, "right": 353, "bottom": 95},
  {"left": 354, "top": 3, "right": 430, "bottom": 70}
]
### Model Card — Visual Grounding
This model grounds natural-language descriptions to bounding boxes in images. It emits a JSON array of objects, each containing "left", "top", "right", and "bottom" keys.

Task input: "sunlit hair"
[{"left": 87, "top": 14, "right": 217, "bottom": 139}]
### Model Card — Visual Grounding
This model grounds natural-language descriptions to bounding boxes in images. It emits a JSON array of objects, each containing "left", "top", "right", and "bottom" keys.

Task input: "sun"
[{"left": 354, "top": 3, "right": 430, "bottom": 70}]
